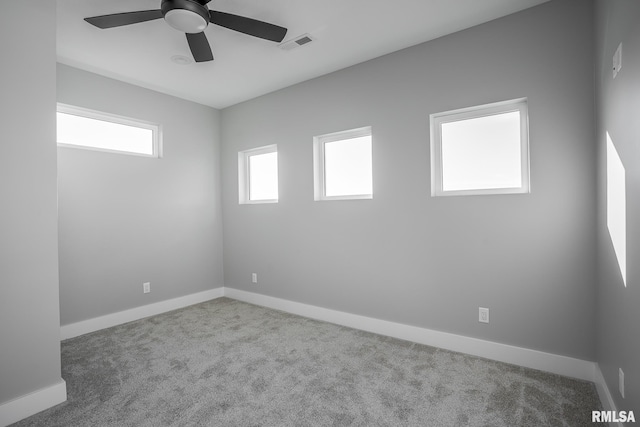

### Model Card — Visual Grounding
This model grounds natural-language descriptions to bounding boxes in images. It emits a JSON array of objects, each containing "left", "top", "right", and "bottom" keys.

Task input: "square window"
[
  {"left": 238, "top": 145, "right": 278, "bottom": 204},
  {"left": 313, "top": 127, "right": 373, "bottom": 201},
  {"left": 57, "top": 103, "right": 161, "bottom": 157},
  {"left": 430, "top": 99, "right": 530, "bottom": 196}
]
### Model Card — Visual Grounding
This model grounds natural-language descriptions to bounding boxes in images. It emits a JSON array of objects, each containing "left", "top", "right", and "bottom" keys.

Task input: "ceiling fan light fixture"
[
  {"left": 161, "top": 0, "right": 210, "bottom": 33},
  {"left": 164, "top": 9, "right": 207, "bottom": 33}
]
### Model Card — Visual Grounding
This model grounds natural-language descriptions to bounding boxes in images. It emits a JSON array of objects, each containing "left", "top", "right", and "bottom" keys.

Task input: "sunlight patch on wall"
[{"left": 606, "top": 132, "right": 626, "bottom": 286}]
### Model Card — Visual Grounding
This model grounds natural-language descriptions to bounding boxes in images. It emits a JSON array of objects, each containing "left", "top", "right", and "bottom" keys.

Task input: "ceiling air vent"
[{"left": 279, "top": 34, "right": 314, "bottom": 51}]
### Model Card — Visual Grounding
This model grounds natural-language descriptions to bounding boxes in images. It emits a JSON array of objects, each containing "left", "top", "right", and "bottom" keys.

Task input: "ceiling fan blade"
[
  {"left": 186, "top": 32, "right": 214, "bottom": 62},
  {"left": 85, "top": 10, "right": 163, "bottom": 29},
  {"left": 194, "top": 0, "right": 212, "bottom": 4},
  {"left": 209, "top": 11, "right": 287, "bottom": 42}
]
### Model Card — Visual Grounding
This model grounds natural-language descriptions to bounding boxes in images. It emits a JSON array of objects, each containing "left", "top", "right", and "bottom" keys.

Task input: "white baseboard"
[
  {"left": 57, "top": 286, "right": 599, "bottom": 382},
  {"left": 10, "top": 287, "right": 602, "bottom": 427},
  {"left": 594, "top": 364, "right": 623, "bottom": 426},
  {"left": 224, "top": 287, "right": 598, "bottom": 382},
  {"left": 0, "top": 379, "right": 66, "bottom": 427},
  {"left": 61, "top": 287, "right": 224, "bottom": 340}
]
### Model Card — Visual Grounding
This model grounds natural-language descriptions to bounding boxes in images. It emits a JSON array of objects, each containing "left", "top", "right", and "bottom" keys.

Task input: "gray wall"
[
  {"left": 0, "top": 1, "right": 63, "bottom": 404},
  {"left": 221, "top": 0, "right": 597, "bottom": 360},
  {"left": 595, "top": 0, "right": 640, "bottom": 414},
  {"left": 57, "top": 64, "right": 223, "bottom": 325}
]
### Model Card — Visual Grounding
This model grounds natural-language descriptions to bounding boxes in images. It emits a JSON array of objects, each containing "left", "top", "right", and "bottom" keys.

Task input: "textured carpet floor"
[{"left": 13, "top": 297, "right": 603, "bottom": 426}]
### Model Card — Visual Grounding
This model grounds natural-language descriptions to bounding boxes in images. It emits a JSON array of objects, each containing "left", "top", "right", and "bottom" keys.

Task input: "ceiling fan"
[{"left": 84, "top": 0, "right": 288, "bottom": 63}]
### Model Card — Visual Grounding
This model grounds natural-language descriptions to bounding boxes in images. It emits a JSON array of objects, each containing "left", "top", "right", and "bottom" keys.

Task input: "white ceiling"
[{"left": 57, "top": 0, "right": 549, "bottom": 109}]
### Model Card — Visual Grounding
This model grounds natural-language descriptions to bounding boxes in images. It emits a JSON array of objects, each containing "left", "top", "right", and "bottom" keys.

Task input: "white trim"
[
  {"left": 223, "top": 287, "right": 597, "bottom": 382},
  {"left": 0, "top": 379, "right": 66, "bottom": 427},
  {"left": 60, "top": 287, "right": 224, "bottom": 340},
  {"left": 594, "top": 364, "right": 624, "bottom": 426},
  {"left": 430, "top": 98, "right": 530, "bottom": 197},
  {"left": 55, "top": 286, "right": 604, "bottom": 399}
]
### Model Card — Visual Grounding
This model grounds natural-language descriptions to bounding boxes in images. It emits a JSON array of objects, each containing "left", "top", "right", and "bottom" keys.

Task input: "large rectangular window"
[
  {"left": 430, "top": 98, "right": 530, "bottom": 196},
  {"left": 238, "top": 145, "right": 278, "bottom": 204},
  {"left": 313, "top": 127, "right": 373, "bottom": 201},
  {"left": 56, "top": 103, "right": 161, "bottom": 157}
]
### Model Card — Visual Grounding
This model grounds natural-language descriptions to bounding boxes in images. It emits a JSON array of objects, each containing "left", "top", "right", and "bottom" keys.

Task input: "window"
[
  {"left": 238, "top": 145, "right": 278, "bottom": 204},
  {"left": 606, "top": 132, "right": 626, "bottom": 286},
  {"left": 430, "top": 98, "right": 530, "bottom": 196},
  {"left": 313, "top": 127, "right": 373, "bottom": 201},
  {"left": 56, "top": 103, "right": 161, "bottom": 157}
]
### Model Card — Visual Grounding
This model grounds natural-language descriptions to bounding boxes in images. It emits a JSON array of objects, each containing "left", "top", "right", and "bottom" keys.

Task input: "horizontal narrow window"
[{"left": 56, "top": 103, "right": 161, "bottom": 157}]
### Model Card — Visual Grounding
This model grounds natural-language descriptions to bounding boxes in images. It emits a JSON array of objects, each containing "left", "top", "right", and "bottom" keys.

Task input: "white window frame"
[
  {"left": 56, "top": 103, "right": 162, "bottom": 158},
  {"left": 430, "top": 98, "right": 530, "bottom": 197},
  {"left": 238, "top": 144, "right": 278, "bottom": 204},
  {"left": 313, "top": 126, "right": 373, "bottom": 201}
]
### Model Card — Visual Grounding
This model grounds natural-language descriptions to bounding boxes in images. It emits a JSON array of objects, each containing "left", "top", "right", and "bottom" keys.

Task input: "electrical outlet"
[
  {"left": 252, "top": 273, "right": 257, "bottom": 284},
  {"left": 619, "top": 368, "right": 625, "bottom": 398},
  {"left": 479, "top": 307, "right": 489, "bottom": 323},
  {"left": 143, "top": 282, "right": 150, "bottom": 294}
]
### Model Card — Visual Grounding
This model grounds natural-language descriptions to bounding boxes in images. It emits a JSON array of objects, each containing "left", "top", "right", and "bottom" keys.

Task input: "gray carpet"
[{"left": 13, "top": 297, "right": 603, "bottom": 426}]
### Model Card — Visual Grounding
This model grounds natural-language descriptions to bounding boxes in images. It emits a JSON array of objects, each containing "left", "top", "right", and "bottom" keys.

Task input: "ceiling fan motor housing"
[{"left": 161, "top": 0, "right": 210, "bottom": 33}]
